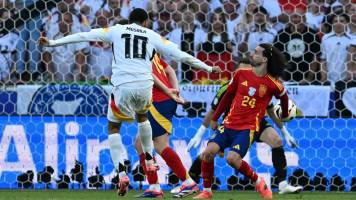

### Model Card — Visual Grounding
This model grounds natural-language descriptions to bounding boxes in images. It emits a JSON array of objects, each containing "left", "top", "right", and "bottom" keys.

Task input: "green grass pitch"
[{"left": 1, "top": 190, "right": 356, "bottom": 200}]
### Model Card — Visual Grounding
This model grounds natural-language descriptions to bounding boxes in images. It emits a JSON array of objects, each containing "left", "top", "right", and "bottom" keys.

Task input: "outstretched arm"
[
  {"left": 38, "top": 28, "right": 111, "bottom": 47},
  {"left": 152, "top": 34, "right": 221, "bottom": 73}
]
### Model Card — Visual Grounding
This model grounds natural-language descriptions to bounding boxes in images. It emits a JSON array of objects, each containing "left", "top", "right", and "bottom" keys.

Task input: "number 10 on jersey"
[{"left": 121, "top": 34, "right": 148, "bottom": 59}]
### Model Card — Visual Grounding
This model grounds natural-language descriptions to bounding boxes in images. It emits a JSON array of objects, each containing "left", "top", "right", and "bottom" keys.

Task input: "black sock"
[
  {"left": 189, "top": 156, "right": 202, "bottom": 183},
  {"left": 145, "top": 152, "right": 153, "bottom": 160},
  {"left": 118, "top": 163, "right": 126, "bottom": 173},
  {"left": 272, "top": 147, "right": 287, "bottom": 184}
]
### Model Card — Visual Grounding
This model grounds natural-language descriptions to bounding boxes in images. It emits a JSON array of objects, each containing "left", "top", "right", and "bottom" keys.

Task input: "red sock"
[
  {"left": 139, "top": 153, "right": 158, "bottom": 184},
  {"left": 161, "top": 147, "right": 188, "bottom": 181},
  {"left": 239, "top": 160, "right": 258, "bottom": 182},
  {"left": 202, "top": 160, "right": 214, "bottom": 188}
]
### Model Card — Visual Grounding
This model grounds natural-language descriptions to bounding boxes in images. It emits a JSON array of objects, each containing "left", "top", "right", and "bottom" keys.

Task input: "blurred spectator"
[
  {"left": 321, "top": 14, "right": 353, "bottom": 86},
  {"left": 222, "top": 0, "right": 241, "bottom": 41},
  {"left": 167, "top": 4, "right": 206, "bottom": 81},
  {"left": 88, "top": 9, "right": 112, "bottom": 82},
  {"left": 42, "top": 13, "right": 88, "bottom": 82},
  {"left": 238, "top": 7, "right": 277, "bottom": 54},
  {"left": 306, "top": 0, "right": 324, "bottom": 31},
  {"left": 106, "top": 0, "right": 123, "bottom": 25},
  {"left": 0, "top": 8, "right": 19, "bottom": 84},
  {"left": 120, "top": 0, "right": 151, "bottom": 19},
  {"left": 233, "top": 0, "right": 258, "bottom": 58},
  {"left": 196, "top": 8, "right": 235, "bottom": 84},
  {"left": 77, "top": 0, "right": 107, "bottom": 24},
  {"left": 346, "top": 4, "right": 355, "bottom": 37},
  {"left": 43, "top": 0, "right": 89, "bottom": 39},
  {"left": 274, "top": 8, "right": 320, "bottom": 84},
  {"left": 238, "top": 0, "right": 286, "bottom": 31},
  {"left": 0, "top": 0, "right": 16, "bottom": 17},
  {"left": 320, "top": 14, "right": 355, "bottom": 116}
]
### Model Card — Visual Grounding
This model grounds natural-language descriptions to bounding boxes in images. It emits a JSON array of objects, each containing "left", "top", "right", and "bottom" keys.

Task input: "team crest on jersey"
[
  {"left": 259, "top": 84, "right": 267, "bottom": 97},
  {"left": 248, "top": 87, "right": 256, "bottom": 96}
]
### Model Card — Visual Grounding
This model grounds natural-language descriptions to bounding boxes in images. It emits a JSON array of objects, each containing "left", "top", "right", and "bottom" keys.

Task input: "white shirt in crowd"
[
  {"left": 320, "top": 32, "right": 354, "bottom": 86},
  {"left": 306, "top": 12, "right": 324, "bottom": 31},
  {"left": 47, "top": 23, "right": 213, "bottom": 86},
  {"left": 243, "top": 27, "right": 277, "bottom": 53},
  {"left": 44, "top": 33, "right": 88, "bottom": 81},
  {"left": 0, "top": 32, "right": 19, "bottom": 81}
]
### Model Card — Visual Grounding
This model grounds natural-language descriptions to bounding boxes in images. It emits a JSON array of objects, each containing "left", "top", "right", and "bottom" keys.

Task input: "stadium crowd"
[{"left": 0, "top": 0, "right": 355, "bottom": 86}]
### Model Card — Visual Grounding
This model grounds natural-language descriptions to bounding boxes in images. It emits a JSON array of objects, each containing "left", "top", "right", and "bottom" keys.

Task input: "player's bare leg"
[
  {"left": 226, "top": 151, "right": 272, "bottom": 200},
  {"left": 260, "top": 127, "right": 302, "bottom": 194},
  {"left": 136, "top": 113, "right": 158, "bottom": 174},
  {"left": 193, "top": 142, "right": 220, "bottom": 199},
  {"left": 108, "top": 121, "right": 129, "bottom": 196}
]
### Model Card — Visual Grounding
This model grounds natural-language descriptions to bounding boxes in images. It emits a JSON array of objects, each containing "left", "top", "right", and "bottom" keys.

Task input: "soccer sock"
[
  {"left": 139, "top": 153, "right": 159, "bottom": 185},
  {"left": 202, "top": 160, "right": 214, "bottom": 189},
  {"left": 138, "top": 120, "right": 154, "bottom": 162},
  {"left": 189, "top": 156, "right": 202, "bottom": 183},
  {"left": 108, "top": 134, "right": 126, "bottom": 177},
  {"left": 238, "top": 160, "right": 258, "bottom": 182},
  {"left": 272, "top": 146, "right": 287, "bottom": 184},
  {"left": 161, "top": 147, "right": 191, "bottom": 184}
]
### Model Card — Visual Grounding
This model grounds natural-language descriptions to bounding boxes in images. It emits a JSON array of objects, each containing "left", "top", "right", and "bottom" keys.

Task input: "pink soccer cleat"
[
  {"left": 255, "top": 178, "right": 273, "bottom": 200},
  {"left": 193, "top": 190, "right": 213, "bottom": 199},
  {"left": 117, "top": 175, "right": 130, "bottom": 196}
]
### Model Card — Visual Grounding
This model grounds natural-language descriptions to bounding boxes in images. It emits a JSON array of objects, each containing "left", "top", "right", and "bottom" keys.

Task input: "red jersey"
[
  {"left": 152, "top": 55, "right": 173, "bottom": 102},
  {"left": 212, "top": 67, "right": 287, "bottom": 132}
]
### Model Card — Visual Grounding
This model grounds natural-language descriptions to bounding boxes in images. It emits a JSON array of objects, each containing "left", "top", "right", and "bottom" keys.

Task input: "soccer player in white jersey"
[{"left": 38, "top": 8, "right": 221, "bottom": 196}]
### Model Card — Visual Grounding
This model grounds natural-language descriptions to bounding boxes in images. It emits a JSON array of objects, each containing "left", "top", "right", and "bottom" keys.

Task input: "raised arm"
[
  {"left": 39, "top": 28, "right": 112, "bottom": 47},
  {"left": 152, "top": 33, "right": 221, "bottom": 73}
]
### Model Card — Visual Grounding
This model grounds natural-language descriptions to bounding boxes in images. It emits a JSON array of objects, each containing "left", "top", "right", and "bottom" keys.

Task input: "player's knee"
[
  {"left": 108, "top": 121, "right": 121, "bottom": 135},
  {"left": 226, "top": 154, "right": 241, "bottom": 167},
  {"left": 201, "top": 151, "right": 214, "bottom": 162},
  {"left": 134, "top": 137, "right": 142, "bottom": 152},
  {"left": 271, "top": 137, "right": 283, "bottom": 148},
  {"left": 136, "top": 113, "right": 148, "bottom": 123}
]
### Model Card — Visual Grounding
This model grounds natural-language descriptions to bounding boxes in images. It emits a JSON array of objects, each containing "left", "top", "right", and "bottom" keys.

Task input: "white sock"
[
  {"left": 183, "top": 177, "right": 195, "bottom": 186},
  {"left": 279, "top": 180, "right": 288, "bottom": 189},
  {"left": 149, "top": 184, "right": 161, "bottom": 192},
  {"left": 203, "top": 188, "right": 212, "bottom": 192},
  {"left": 138, "top": 120, "right": 154, "bottom": 160},
  {"left": 108, "top": 134, "right": 126, "bottom": 170},
  {"left": 119, "top": 171, "right": 127, "bottom": 179}
]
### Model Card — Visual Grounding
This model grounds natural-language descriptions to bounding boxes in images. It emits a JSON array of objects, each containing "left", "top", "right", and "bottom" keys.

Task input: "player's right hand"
[
  {"left": 38, "top": 37, "right": 50, "bottom": 46},
  {"left": 211, "top": 66, "right": 222, "bottom": 73},
  {"left": 210, "top": 121, "right": 218, "bottom": 130}
]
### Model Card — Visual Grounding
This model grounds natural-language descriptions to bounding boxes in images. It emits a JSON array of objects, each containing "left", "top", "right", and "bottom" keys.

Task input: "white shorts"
[{"left": 107, "top": 81, "right": 153, "bottom": 122}]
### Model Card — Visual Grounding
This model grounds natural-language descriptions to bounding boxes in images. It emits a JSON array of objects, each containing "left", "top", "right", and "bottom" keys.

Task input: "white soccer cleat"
[
  {"left": 170, "top": 185, "right": 181, "bottom": 194},
  {"left": 278, "top": 180, "right": 303, "bottom": 194}
]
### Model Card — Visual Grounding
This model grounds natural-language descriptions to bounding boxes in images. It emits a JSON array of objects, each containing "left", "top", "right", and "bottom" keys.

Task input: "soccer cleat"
[
  {"left": 117, "top": 175, "right": 130, "bottom": 196},
  {"left": 173, "top": 183, "right": 199, "bottom": 198},
  {"left": 193, "top": 190, "right": 213, "bottom": 199},
  {"left": 255, "top": 178, "right": 272, "bottom": 200},
  {"left": 278, "top": 181, "right": 303, "bottom": 194},
  {"left": 170, "top": 185, "right": 181, "bottom": 194},
  {"left": 136, "top": 189, "right": 163, "bottom": 198}
]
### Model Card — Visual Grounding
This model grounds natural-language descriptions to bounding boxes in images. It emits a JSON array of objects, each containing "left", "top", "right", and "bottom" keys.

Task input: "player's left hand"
[
  {"left": 211, "top": 66, "right": 222, "bottom": 73},
  {"left": 210, "top": 120, "right": 218, "bottom": 130}
]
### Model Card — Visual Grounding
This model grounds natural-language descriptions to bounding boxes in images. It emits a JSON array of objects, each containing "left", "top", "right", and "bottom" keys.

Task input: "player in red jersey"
[
  {"left": 193, "top": 43, "right": 290, "bottom": 200},
  {"left": 134, "top": 54, "right": 199, "bottom": 198}
]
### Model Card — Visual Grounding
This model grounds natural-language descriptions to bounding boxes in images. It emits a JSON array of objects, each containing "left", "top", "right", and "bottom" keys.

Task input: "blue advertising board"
[{"left": 0, "top": 116, "right": 355, "bottom": 190}]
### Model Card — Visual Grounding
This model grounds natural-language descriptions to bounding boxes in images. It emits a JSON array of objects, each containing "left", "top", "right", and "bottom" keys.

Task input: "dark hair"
[
  {"left": 329, "top": 13, "right": 350, "bottom": 24},
  {"left": 128, "top": 8, "right": 148, "bottom": 24},
  {"left": 253, "top": 6, "right": 268, "bottom": 15},
  {"left": 259, "top": 43, "right": 287, "bottom": 78}
]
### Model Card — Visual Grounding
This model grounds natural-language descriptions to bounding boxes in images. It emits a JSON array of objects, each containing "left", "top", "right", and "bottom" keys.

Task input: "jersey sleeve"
[
  {"left": 159, "top": 57, "right": 169, "bottom": 69},
  {"left": 210, "top": 82, "right": 229, "bottom": 110},
  {"left": 151, "top": 31, "right": 212, "bottom": 72},
  {"left": 270, "top": 77, "right": 286, "bottom": 99},
  {"left": 49, "top": 27, "right": 113, "bottom": 47},
  {"left": 212, "top": 71, "right": 240, "bottom": 121}
]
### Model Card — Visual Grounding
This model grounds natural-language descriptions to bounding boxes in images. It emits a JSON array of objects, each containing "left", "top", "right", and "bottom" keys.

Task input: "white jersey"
[{"left": 48, "top": 23, "right": 212, "bottom": 86}]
